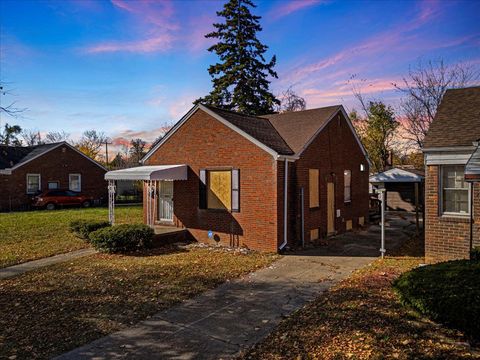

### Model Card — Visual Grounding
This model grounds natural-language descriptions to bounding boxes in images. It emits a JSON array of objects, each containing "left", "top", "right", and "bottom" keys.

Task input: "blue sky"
[{"left": 1, "top": 0, "right": 479, "bottom": 149}]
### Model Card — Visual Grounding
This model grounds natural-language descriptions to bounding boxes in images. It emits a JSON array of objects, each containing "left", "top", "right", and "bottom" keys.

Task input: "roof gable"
[
  {"left": 143, "top": 104, "right": 369, "bottom": 164},
  {"left": 203, "top": 105, "right": 294, "bottom": 155},
  {"left": 423, "top": 86, "right": 480, "bottom": 149},
  {"left": 0, "top": 142, "right": 107, "bottom": 173},
  {"left": 264, "top": 105, "right": 341, "bottom": 154}
]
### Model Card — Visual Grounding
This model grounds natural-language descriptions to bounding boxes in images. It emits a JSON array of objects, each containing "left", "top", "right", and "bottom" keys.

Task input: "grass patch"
[
  {"left": 0, "top": 247, "right": 278, "bottom": 359},
  {"left": 0, "top": 206, "right": 142, "bottom": 268},
  {"left": 241, "top": 237, "right": 478, "bottom": 359},
  {"left": 394, "top": 260, "right": 480, "bottom": 343}
]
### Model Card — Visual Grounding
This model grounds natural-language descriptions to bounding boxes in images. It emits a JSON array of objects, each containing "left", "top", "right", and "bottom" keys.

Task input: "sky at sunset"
[{"left": 1, "top": 0, "right": 479, "bottom": 151}]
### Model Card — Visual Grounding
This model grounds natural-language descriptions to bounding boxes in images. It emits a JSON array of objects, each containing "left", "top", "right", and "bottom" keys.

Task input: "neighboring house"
[
  {"left": 106, "top": 104, "right": 370, "bottom": 252},
  {"left": 423, "top": 86, "right": 480, "bottom": 263},
  {"left": 0, "top": 142, "right": 107, "bottom": 211},
  {"left": 370, "top": 167, "right": 424, "bottom": 212}
]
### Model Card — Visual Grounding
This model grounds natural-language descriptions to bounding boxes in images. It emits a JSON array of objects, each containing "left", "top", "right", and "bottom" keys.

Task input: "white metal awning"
[
  {"left": 105, "top": 165, "right": 188, "bottom": 181},
  {"left": 370, "top": 168, "right": 424, "bottom": 183},
  {"left": 465, "top": 144, "right": 480, "bottom": 182}
]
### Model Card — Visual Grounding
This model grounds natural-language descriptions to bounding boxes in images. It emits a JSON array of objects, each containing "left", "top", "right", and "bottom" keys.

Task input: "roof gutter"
[
  {"left": 422, "top": 146, "right": 476, "bottom": 153},
  {"left": 0, "top": 169, "right": 12, "bottom": 175},
  {"left": 279, "top": 158, "right": 289, "bottom": 251}
]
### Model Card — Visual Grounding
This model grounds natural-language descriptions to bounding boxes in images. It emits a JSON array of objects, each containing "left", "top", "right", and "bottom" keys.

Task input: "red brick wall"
[
  {"left": 0, "top": 144, "right": 107, "bottom": 211},
  {"left": 144, "top": 109, "right": 280, "bottom": 252},
  {"left": 425, "top": 165, "right": 480, "bottom": 263},
  {"left": 281, "top": 112, "right": 370, "bottom": 246}
]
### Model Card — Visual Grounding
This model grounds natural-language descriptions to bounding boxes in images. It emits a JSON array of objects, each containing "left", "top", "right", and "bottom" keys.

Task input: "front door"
[
  {"left": 327, "top": 182, "right": 335, "bottom": 234},
  {"left": 158, "top": 181, "right": 174, "bottom": 222}
]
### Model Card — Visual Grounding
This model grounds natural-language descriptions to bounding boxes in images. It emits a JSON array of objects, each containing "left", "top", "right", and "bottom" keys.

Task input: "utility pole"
[{"left": 105, "top": 139, "right": 112, "bottom": 166}]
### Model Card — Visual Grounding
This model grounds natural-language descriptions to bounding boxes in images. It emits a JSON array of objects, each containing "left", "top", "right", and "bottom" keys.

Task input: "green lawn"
[
  {"left": 0, "top": 247, "right": 278, "bottom": 359},
  {"left": 0, "top": 206, "right": 143, "bottom": 268}
]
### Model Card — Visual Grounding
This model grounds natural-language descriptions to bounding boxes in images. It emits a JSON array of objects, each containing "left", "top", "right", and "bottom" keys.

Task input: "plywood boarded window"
[
  {"left": 346, "top": 220, "right": 353, "bottom": 231},
  {"left": 309, "top": 169, "right": 319, "bottom": 208},
  {"left": 207, "top": 170, "right": 232, "bottom": 210},
  {"left": 310, "top": 228, "right": 319, "bottom": 241}
]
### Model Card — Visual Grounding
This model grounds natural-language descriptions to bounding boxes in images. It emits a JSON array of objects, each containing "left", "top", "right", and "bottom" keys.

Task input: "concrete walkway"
[
  {"left": 0, "top": 248, "right": 96, "bottom": 280},
  {"left": 57, "top": 214, "right": 415, "bottom": 360}
]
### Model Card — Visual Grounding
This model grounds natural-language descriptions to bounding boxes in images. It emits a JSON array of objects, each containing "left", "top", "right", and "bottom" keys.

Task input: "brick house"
[
  {"left": 0, "top": 141, "right": 107, "bottom": 211},
  {"left": 105, "top": 104, "right": 370, "bottom": 252},
  {"left": 423, "top": 86, "right": 480, "bottom": 263}
]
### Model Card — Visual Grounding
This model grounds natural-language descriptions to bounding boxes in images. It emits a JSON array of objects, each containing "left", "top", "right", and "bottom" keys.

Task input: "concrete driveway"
[{"left": 56, "top": 214, "right": 415, "bottom": 360}]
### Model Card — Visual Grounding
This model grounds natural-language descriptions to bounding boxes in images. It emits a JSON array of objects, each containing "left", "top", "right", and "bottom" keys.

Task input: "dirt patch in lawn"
[
  {"left": 0, "top": 246, "right": 277, "bottom": 359},
  {"left": 241, "top": 236, "right": 479, "bottom": 360},
  {"left": 0, "top": 206, "right": 142, "bottom": 268}
]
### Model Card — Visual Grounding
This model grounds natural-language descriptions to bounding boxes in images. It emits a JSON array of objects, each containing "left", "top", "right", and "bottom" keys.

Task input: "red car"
[{"left": 32, "top": 190, "right": 93, "bottom": 210}]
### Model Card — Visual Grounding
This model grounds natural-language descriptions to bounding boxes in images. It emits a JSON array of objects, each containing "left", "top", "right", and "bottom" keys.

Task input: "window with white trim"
[
  {"left": 26, "top": 174, "right": 41, "bottom": 194},
  {"left": 441, "top": 165, "right": 469, "bottom": 215},
  {"left": 199, "top": 169, "right": 240, "bottom": 212},
  {"left": 344, "top": 170, "right": 351, "bottom": 202},
  {"left": 69, "top": 174, "right": 81, "bottom": 192}
]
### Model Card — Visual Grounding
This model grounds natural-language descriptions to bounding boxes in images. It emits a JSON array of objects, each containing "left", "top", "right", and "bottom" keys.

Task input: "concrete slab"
[
  {"left": 56, "top": 214, "right": 415, "bottom": 360},
  {"left": 0, "top": 248, "right": 97, "bottom": 280}
]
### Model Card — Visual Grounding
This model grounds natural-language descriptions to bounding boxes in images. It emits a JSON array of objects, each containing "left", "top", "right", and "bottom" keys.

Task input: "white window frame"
[
  {"left": 440, "top": 165, "right": 470, "bottom": 217},
  {"left": 69, "top": 173, "right": 82, "bottom": 192},
  {"left": 344, "top": 170, "right": 352, "bottom": 203},
  {"left": 26, "top": 173, "right": 41, "bottom": 194}
]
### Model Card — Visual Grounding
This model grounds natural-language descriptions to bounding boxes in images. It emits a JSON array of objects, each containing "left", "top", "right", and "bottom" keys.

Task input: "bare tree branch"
[
  {"left": 275, "top": 86, "right": 307, "bottom": 113},
  {"left": 394, "top": 59, "right": 480, "bottom": 149}
]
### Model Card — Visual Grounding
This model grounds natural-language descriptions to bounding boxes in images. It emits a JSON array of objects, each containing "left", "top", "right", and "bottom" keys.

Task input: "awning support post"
[
  {"left": 108, "top": 180, "right": 116, "bottom": 225},
  {"left": 146, "top": 180, "right": 156, "bottom": 228},
  {"left": 379, "top": 188, "right": 386, "bottom": 259}
]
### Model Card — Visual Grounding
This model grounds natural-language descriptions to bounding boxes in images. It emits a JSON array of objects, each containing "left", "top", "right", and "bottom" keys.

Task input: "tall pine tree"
[{"left": 196, "top": 0, "right": 279, "bottom": 115}]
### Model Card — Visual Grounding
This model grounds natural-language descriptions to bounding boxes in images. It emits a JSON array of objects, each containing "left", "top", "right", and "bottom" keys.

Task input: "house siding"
[
  {"left": 0, "top": 144, "right": 107, "bottom": 211},
  {"left": 144, "top": 109, "right": 279, "bottom": 252},
  {"left": 425, "top": 164, "right": 480, "bottom": 263},
  {"left": 277, "top": 111, "right": 370, "bottom": 246}
]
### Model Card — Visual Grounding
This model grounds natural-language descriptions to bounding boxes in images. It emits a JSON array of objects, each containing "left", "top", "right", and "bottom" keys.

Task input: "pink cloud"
[
  {"left": 111, "top": 0, "right": 177, "bottom": 30},
  {"left": 280, "top": 0, "right": 447, "bottom": 86},
  {"left": 84, "top": 0, "right": 177, "bottom": 54},
  {"left": 270, "top": 0, "right": 327, "bottom": 20},
  {"left": 85, "top": 33, "right": 174, "bottom": 54}
]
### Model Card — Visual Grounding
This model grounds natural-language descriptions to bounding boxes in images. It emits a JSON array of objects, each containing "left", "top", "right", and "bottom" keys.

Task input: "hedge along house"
[
  {"left": 0, "top": 141, "right": 107, "bottom": 211},
  {"left": 423, "top": 86, "right": 480, "bottom": 263},
  {"left": 105, "top": 104, "right": 370, "bottom": 252}
]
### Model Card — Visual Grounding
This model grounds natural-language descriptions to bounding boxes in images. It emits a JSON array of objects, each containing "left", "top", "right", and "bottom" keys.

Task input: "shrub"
[
  {"left": 394, "top": 260, "right": 480, "bottom": 341},
  {"left": 89, "top": 224, "right": 154, "bottom": 253},
  {"left": 471, "top": 246, "right": 480, "bottom": 261},
  {"left": 69, "top": 220, "right": 111, "bottom": 240}
]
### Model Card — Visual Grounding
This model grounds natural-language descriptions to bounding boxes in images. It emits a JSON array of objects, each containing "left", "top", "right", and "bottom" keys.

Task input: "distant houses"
[{"left": 0, "top": 142, "right": 106, "bottom": 211}]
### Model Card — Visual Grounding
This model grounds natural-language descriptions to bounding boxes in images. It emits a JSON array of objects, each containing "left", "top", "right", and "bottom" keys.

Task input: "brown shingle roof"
[
  {"left": 423, "top": 86, "right": 480, "bottom": 149},
  {"left": 204, "top": 105, "right": 294, "bottom": 155},
  {"left": 0, "top": 143, "right": 61, "bottom": 170},
  {"left": 264, "top": 105, "right": 342, "bottom": 153}
]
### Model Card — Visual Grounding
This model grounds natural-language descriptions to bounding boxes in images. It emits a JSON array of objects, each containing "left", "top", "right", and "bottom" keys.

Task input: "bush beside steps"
[
  {"left": 394, "top": 259, "right": 480, "bottom": 343},
  {"left": 70, "top": 220, "right": 110, "bottom": 241},
  {"left": 89, "top": 224, "right": 154, "bottom": 253}
]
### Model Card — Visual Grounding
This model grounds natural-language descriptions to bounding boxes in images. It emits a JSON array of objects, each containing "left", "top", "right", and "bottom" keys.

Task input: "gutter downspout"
[
  {"left": 470, "top": 182, "right": 474, "bottom": 257},
  {"left": 279, "top": 158, "right": 288, "bottom": 251}
]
